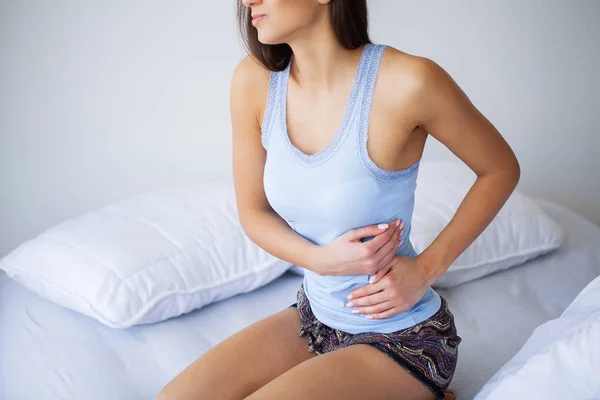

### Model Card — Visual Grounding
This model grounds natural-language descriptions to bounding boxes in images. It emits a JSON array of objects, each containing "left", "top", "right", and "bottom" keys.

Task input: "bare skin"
[
  {"left": 244, "top": 342, "right": 452, "bottom": 400},
  {"left": 156, "top": 306, "right": 456, "bottom": 400},
  {"left": 156, "top": 308, "right": 318, "bottom": 400}
]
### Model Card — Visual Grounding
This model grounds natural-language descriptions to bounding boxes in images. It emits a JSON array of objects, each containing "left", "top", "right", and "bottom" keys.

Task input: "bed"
[{"left": 1, "top": 197, "right": 599, "bottom": 399}]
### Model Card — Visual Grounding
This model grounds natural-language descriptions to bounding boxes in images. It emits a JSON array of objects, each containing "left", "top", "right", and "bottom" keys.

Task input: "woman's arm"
[
  {"left": 230, "top": 56, "right": 323, "bottom": 273},
  {"left": 410, "top": 57, "right": 521, "bottom": 285}
]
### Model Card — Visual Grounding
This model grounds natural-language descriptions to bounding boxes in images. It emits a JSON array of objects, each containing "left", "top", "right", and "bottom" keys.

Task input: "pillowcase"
[
  {"left": 473, "top": 274, "right": 600, "bottom": 399},
  {"left": 0, "top": 181, "right": 292, "bottom": 329},
  {"left": 287, "top": 161, "right": 564, "bottom": 288}
]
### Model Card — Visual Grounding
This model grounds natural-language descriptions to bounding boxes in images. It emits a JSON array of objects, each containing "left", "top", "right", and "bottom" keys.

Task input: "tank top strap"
[
  {"left": 355, "top": 44, "right": 419, "bottom": 181},
  {"left": 357, "top": 43, "right": 387, "bottom": 109},
  {"left": 346, "top": 43, "right": 386, "bottom": 141},
  {"left": 260, "top": 65, "right": 287, "bottom": 151}
]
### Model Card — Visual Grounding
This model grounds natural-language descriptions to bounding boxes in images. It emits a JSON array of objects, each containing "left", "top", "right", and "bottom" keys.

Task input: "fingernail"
[
  {"left": 378, "top": 223, "right": 388, "bottom": 229},
  {"left": 396, "top": 220, "right": 400, "bottom": 227},
  {"left": 368, "top": 276, "right": 375, "bottom": 284},
  {"left": 400, "top": 221, "right": 405, "bottom": 228},
  {"left": 365, "top": 315, "right": 373, "bottom": 319},
  {"left": 346, "top": 302, "right": 353, "bottom": 307},
  {"left": 347, "top": 294, "right": 353, "bottom": 300},
  {"left": 352, "top": 309, "right": 360, "bottom": 314}
]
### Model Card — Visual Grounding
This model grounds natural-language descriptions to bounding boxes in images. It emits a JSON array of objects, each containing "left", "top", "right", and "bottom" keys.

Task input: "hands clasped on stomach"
[{"left": 313, "top": 219, "right": 404, "bottom": 277}]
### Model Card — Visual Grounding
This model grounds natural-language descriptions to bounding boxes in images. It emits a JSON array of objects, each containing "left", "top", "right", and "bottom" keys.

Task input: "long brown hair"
[{"left": 237, "top": 1, "right": 371, "bottom": 71}]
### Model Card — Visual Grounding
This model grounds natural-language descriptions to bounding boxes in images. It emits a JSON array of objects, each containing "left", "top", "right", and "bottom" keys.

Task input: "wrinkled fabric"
[{"left": 289, "top": 283, "right": 462, "bottom": 399}]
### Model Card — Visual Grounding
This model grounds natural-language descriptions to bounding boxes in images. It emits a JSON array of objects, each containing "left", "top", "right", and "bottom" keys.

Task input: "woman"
[{"left": 157, "top": 0, "right": 520, "bottom": 399}]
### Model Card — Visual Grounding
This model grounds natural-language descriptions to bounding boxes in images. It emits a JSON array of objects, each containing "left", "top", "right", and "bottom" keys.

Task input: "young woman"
[{"left": 157, "top": 1, "right": 520, "bottom": 399}]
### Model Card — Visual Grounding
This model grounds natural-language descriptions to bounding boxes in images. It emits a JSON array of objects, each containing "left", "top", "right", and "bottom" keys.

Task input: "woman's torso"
[{"left": 261, "top": 42, "right": 441, "bottom": 334}]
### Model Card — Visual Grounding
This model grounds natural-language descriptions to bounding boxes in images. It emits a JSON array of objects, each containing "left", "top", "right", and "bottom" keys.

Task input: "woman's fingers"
[
  {"left": 363, "top": 220, "right": 398, "bottom": 252},
  {"left": 369, "top": 260, "right": 393, "bottom": 284},
  {"left": 373, "top": 222, "right": 403, "bottom": 267},
  {"left": 352, "top": 300, "right": 395, "bottom": 316}
]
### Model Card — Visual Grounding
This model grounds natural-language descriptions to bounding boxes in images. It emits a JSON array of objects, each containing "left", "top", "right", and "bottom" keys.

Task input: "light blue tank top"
[{"left": 261, "top": 43, "right": 442, "bottom": 334}]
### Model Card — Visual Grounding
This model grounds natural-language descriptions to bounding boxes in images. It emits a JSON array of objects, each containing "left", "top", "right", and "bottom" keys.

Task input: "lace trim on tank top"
[
  {"left": 260, "top": 66, "right": 282, "bottom": 150},
  {"left": 357, "top": 44, "right": 421, "bottom": 181},
  {"left": 277, "top": 43, "right": 374, "bottom": 166}
]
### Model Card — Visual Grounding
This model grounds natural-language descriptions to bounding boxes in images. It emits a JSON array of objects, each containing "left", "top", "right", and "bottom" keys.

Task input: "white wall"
[{"left": 1, "top": 0, "right": 599, "bottom": 259}]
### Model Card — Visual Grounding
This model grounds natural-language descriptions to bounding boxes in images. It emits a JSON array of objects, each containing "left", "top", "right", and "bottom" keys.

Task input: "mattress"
[{"left": 1, "top": 198, "right": 599, "bottom": 400}]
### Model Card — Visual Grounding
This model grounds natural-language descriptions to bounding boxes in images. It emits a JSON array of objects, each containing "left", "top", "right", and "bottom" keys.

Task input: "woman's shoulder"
[
  {"left": 375, "top": 44, "right": 470, "bottom": 131},
  {"left": 375, "top": 44, "right": 454, "bottom": 107},
  {"left": 230, "top": 54, "right": 273, "bottom": 123},
  {"left": 231, "top": 54, "right": 272, "bottom": 95},
  {"left": 377, "top": 44, "right": 439, "bottom": 88}
]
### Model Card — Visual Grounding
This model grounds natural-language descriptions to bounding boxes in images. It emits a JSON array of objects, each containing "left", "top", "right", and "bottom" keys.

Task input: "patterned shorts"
[{"left": 288, "top": 283, "right": 462, "bottom": 399}]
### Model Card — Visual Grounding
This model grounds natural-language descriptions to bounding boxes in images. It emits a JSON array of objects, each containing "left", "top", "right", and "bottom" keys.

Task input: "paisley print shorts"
[{"left": 288, "top": 283, "right": 462, "bottom": 399}]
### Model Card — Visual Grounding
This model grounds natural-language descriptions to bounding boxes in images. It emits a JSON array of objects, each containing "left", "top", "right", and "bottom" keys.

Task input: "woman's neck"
[{"left": 286, "top": 29, "right": 364, "bottom": 94}]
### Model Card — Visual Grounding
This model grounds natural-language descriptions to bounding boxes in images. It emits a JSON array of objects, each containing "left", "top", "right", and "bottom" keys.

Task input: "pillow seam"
[
  {"left": 0, "top": 258, "right": 289, "bottom": 328},
  {"left": 442, "top": 241, "right": 562, "bottom": 271}
]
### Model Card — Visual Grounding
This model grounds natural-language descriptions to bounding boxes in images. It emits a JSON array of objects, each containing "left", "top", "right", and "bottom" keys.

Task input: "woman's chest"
[
  {"left": 287, "top": 102, "right": 426, "bottom": 174},
  {"left": 263, "top": 147, "right": 416, "bottom": 234}
]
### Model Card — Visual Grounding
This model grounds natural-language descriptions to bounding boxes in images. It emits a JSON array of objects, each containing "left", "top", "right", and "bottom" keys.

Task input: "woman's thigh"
[
  {"left": 156, "top": 306, "right": 317, "bottom": 400},
  {"left": 243, "top": 343, "right": 437, "bottom": 400}
]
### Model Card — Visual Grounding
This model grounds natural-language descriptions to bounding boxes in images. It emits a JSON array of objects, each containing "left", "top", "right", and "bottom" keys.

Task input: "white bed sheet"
[{"left": 1, "top": 198, "right": 599, "bottom": 400}]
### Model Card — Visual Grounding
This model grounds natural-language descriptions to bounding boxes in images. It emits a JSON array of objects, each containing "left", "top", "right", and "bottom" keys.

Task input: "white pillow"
[
  {"left": 474, "top": 274, "right": 600, "bottom": 399},
  {"left": 287, "top": 161, "right": 564, "bottom": 288},
  {"left": 0, "top": 181, "right": 292, "bottom": 329},
  {"left": 414, "top": 161, "right": 563, "bottom": 287}
]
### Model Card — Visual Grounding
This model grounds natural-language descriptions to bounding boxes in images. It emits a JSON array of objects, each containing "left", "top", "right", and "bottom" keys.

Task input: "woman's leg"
[
  {"left": 244, "top": 343, "right": 448, "bottom": 400},
  {"left": 156, "top": 306, "right": 317, "bottom": 400}
]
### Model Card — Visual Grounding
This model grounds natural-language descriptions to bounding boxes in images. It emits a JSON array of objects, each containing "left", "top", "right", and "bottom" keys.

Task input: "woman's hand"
[
  {"left": 314, "top": 219, "right": 405, "bottom": 276},
  {"left": 345, "top": 255, "right": 430, "bottom": 319}
]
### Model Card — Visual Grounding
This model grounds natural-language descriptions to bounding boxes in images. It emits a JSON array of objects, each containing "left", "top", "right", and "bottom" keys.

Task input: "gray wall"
[{"left": 1, "top": 0, "right": 599, "bottom": 260}]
